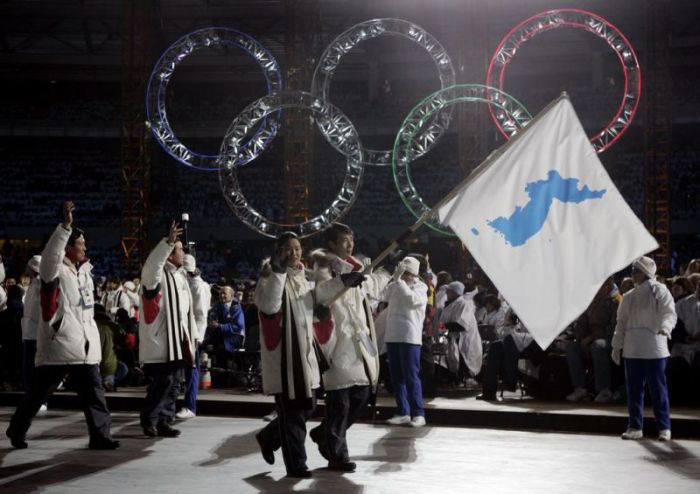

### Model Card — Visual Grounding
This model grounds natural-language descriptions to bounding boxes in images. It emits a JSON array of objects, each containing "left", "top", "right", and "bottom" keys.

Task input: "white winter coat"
[
  {"left": 21, "top": 276, "right": 41, "bottom": 341},
  {"left": 35, "top": 224, "right": 101, "bottom": 366},
  {"left": 101, "top": 288, "right": 132, "bottom": 318},
  {"left": 138, "top": 239, "right": 197, "bottom": 364},
  {"left": 188, "top": 274, "right": 211, "bottom": 340},
  {"left": 381, "top": 278, "right": 428, "bottom": 345},
  {"left": 612, "top": 279, "right": 677, "bottom": 359},
  {"left": 439, "top": 296, "right": 483, "bottom": 375},
  {"left": 255, "top": 265, "right": 320, "bottom": 398},
  {"left": 314, "top": 255, "right": 391, "bottom": 391},
  {"left": 670, "top": 294, "right": 700, "bottom": 364}
]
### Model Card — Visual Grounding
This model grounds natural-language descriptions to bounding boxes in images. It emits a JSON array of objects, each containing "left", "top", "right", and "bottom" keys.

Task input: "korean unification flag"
[{"left": 437, "top": 96, "right": 658, "bottom": 349}]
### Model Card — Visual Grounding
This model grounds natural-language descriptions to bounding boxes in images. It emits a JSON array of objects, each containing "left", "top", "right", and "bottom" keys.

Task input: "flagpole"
[{"left": 323, "top": 92, "right": 570, "bottom": 306}]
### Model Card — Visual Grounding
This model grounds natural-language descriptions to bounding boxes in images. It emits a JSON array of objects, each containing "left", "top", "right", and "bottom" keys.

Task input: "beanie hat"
[
  {"left": 400, "top": 256, "right": 420, "bottom": 276},
  {"left": 446, "top": 281, "right": 465, "bottom": 295},
  {"left": 633, "top": 256, "right": 656, "bottom": 279},
  {"left": 183, "top": 254, "right": 196, "bottom": 273}
]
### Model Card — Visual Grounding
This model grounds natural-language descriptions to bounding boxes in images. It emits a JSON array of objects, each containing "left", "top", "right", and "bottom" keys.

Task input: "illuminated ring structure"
[
  {"left": 311, "top": 18, "right": 456, "bottom": 167},
  {"left": 146, "top": 27, "right": 283, "bottom": 170},
  {"left": 218, "top": 90, "right": 364, "bottom": 239},
  {"left": 487, "top": 9, "right": 641, "bottom": 154},
  {"left": 393, "top": 84, "right": 532, "bottom": 235}
]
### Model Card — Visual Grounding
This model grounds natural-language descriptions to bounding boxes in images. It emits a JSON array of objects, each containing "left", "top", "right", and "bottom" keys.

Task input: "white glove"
[
  {"left": 392, "top": 264, "right": 406, "bottom": 282},
  {"left": 611, "top": 348, "right": 621, "bottom": 366},
  {"left": 361, "top": 257, "right": 372, "bottom": 272},
  {"left": 657, "top": 327, "right": 672, "bottom": 337}
]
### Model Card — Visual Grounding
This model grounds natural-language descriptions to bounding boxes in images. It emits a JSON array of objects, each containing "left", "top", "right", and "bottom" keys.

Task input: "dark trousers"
[
  {"left": 483, "top": 336, "right": 544, "bottom": 396},
  {"left": 8, "top": 364, "right": 113, "bottom": 441},
  {"left": 183, "top": 348, "right": 200, "bottom": 412},
  {"left": 140, "top": 362, "right": 183, "bottom": 427},
  {"left": 625, "top": 358, "right": 671, "bottom": 431},
  {"left": 258, "top": 394, "right": 316, "bottom": 473},
  {"left": 386, "top": 342, "right": 424, "bottom": 417},
  {"left": 22, "top": 340, "right": 37, "bottom": 392},
  {"left": 312, "top": 385, "right": 371, "bottom": 463}
]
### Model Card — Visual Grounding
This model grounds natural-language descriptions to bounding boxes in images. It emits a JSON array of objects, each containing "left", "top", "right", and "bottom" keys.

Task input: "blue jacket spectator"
[{"left": 206, "top": 286, "right": 245, "bottom": 355}]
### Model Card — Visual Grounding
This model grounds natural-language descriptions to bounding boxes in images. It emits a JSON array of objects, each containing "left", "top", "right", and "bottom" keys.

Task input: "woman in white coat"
[
  {"left": 611, "top": 256, "right": 677, "bottom": 441},
  {"left": 382, "top": 256, "right": 429, "bottom": 427},
  {"left": 254, "top": 232, "right": 321, "bottom": 479}
]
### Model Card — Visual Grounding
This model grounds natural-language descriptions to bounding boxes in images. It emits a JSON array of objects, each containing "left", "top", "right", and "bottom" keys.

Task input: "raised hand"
[
  {"left": 62, "top": 201, "right": 75, "bottom": 229},
  {"left": 168, "top": 221, "right": 184, "bottom": 244}
]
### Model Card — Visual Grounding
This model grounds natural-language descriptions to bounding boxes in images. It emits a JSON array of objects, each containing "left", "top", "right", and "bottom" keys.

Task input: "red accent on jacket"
[
  {"left": 40, "top": 286, "right": 60, "bottom": 322},
  {"left": 259, "top": 311, "right": 283, "bottom": 351},
  {"left": 313, "top": 315, "right": 334, "bottom": 344},
  {"left": 142, "top": 293, "right": 162, "bottom": 324}
]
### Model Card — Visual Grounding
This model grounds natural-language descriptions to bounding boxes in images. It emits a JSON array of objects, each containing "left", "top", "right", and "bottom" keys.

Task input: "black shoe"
[
  {"left": 286, "top": 468, "right": 312, "bottom": 478},
  {"left": 142, "top": 425, "right": 158, "bottom": 438},
  {"left": 476, "top": 393, "right": 501, "bottom": 402},
  {"left": 157, "top": 423, "right": 181, "bottom": 438},
  {"left": 328, "top": 461, "right": 356, "bottom": 472},
  {"left": 6, "top": 428, "right": 28, "bottom": 449},
  {"left": 309, "top": 427, "right": 330, "bottom": 461},
  {"left": 255, "top": 431, "right": 274, "bottom": 465},
  {"left": 89, "top": 436, "right": 121, "bottom": 450}
]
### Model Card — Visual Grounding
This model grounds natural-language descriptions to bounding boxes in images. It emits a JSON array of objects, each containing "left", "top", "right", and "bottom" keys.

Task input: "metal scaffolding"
[
  {"left": 643, "top": 0, "right": 672, "bottom": 273},
  {"left": 120, "top": 0, "right": 152, "bottom": 276},
  {"left": 282, "top": 0, "right": 320, "bottom": 227}
]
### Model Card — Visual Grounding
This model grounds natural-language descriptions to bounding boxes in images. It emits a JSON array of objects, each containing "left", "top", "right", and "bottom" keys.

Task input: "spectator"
[
  {"left": 565, "top": 278, "right": 619, "bottom": 403},
  {"left": 477, "top": 310, "right": 546, "bottom": 401},
  {"left": 205, "top": 285, "right": 245, "bottom": 369},
  {"left": 438, "top": 281, "right": 482, "bottom": 385}
]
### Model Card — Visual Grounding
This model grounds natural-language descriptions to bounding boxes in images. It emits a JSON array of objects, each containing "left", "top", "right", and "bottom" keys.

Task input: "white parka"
[
  {"left": 381, "top": 278, "right": 428, "bottom": 346},
  {"left": 35, "top": 224, "right": 101, "bottom": 366},
  {"left": 612, "top": 279, "right": 677, "bottom": 359},
  {"left": 187, "top": 274, "right": 211, "bottom": 340},
  {"left": 138, "top": 239, "right": 197, "bottom": 364},
  {"left": 313, "top": 254, "right": 391, "bottom": 391},
  {"left": 255, "top": 265, "right": 320, "bottom": 398},
  {"left": 21, "top": 276, "right": 41, "bottom": 341},
  {"left": 439, "top": 295, "right": 483, "bottom": 376}
]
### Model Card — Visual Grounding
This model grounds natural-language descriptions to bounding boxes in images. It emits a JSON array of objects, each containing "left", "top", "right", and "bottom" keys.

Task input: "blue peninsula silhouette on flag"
[{"left": 485, "top": 170, "right": 607, "bottom": 247}]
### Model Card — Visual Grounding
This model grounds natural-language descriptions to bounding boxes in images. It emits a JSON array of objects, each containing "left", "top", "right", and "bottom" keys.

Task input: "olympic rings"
[
  {"left": 146, "top": 27, "right": 283, "bottom": 170},
  {"left": 393, "top": 84, "right": 532, "bottom": 235},
  {"left": 487, "top": 9, "right": 641, "bottom": 154},
  {"left": 218, "top": 90, "right": 364, "bottom": 239},
  {"left": 311, "top": 18, "right": 456, "bottom": 167}
]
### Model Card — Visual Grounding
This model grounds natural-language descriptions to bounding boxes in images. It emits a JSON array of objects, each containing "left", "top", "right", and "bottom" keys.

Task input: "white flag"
[{"left": 437, "top": 96, "right": 658, "bottom": 349}]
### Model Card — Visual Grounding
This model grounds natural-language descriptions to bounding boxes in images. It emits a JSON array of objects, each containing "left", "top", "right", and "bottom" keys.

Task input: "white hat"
[
  {"left": 27, "top": 255, "right": 41, "bottom": 273},
  {"left": 400, "top": 256, "right": 420, "bottom": 276},
  {"left": 123, "top": 281, "right": 136, "bottom": 291},
  {"left": 446, "top": 281, "right": 465, "bottom": 295},
  {"left": 183, "top": 254, "right": 196, "bottom": 273},
  {"left": 633, "top": 256, "right": 656, "bottom": 279}
]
